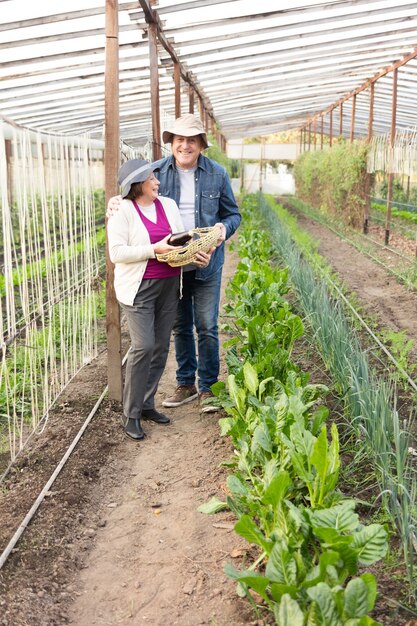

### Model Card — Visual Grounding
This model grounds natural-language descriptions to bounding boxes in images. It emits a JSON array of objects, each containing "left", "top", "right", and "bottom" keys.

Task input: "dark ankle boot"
[{"left": 124, "top": 417, "right": 144, "bottom": 441}]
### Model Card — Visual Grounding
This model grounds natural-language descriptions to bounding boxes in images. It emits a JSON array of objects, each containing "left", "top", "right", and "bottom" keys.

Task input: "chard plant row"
[
  {"left": 255, "top": 193, "right": 416, "bottom": 595},
  {"left": 201, "top": 197, "right": 388, "bottom": 625}
]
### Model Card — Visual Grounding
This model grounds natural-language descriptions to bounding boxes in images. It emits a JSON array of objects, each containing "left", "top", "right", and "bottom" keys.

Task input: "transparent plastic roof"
[{"left": 1, "top": 0, "right": 417, "bottom": 144}]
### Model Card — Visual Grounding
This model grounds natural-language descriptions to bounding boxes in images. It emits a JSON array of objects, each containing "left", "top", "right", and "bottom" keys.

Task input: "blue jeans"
[{"left": 174, "top": 268, "right": 222, "bottom": 392}]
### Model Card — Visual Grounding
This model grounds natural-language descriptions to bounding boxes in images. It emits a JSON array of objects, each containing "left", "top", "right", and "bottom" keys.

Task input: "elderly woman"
[{"left": 107, "top": 159, "right": 211, "bottom": 441}]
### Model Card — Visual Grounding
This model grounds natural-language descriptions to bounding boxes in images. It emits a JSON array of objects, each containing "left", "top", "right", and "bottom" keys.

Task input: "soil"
[{"left": 1, "top": 215, "right": 417, "bottom": 626}]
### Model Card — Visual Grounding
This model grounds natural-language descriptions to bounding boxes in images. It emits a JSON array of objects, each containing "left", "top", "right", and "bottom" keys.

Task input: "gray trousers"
[{"left": 120, "top": 276, "right": 180, "bottom": 420}]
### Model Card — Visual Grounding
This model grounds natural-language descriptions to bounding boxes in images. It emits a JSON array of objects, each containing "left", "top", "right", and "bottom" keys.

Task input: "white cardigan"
[{"left": 107, "top": 196, "right": 184, "bottom": 305}]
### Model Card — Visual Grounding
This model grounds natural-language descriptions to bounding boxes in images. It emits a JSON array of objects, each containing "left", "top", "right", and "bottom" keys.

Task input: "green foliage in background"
[
  {"left": 293, "top": 141, "right": 369, "bottom": 228},
  {"left": 206, "top": 134, "right": 240, "bottom": 178}
]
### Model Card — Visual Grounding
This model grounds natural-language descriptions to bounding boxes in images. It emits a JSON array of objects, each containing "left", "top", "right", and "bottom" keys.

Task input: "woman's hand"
[
  {"left": 106, "top": 195, "right": 122, "bottom": 219},
  {"left": 153, "top": 235, "right": 178, "bottom": 255}
]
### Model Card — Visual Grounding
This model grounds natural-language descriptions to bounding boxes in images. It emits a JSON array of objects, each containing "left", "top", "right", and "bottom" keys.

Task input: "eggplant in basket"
[{"left": 167, "top": 231, "right": 193, "bottom": 246}]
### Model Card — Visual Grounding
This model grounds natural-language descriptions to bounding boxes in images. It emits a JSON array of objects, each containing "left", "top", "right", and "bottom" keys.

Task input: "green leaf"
[
  {"left": 351, "top": 524, "right": 388, "bottom": 565},
  {"left": 234, "top": 515, "right": 272, "bottom": 553},
  {"left": 243, "top": 360, "right": 259, "bottom": 395},
  {"left": 307, "top": 582, "right": 342, "bottom": 625},
  {"left": 228, "top": 374, "right": 246, "bottom": 414},
  {"left": 310, "top": 425, "right": 329, "bottom": 482},
  {"left": 309, "top": 501, "right": 358, "bottom": 533},
  {"left": 359, "top": 573, "right": 377, "bottom": 611},
  {"left": 259, "top": 376, "right": 275, "bottom": 397},
  {"left": 227, "top": 474, "right": 250, "bottom": 497},
  {"left": 270, "top": 582, "right": 298, "bottom": 603},
  {"left": 275, "top": 393, "right": 289, "bottom": 425},
  {"left": 310, "top": 406, "right": 329, "bottom": 435},
  {"left": 265, "top": 540, "right": 297, "bottom": 585},
  {"left": 224, "top": 563, "right": 270, "bottom": 602},
  {"left": 276, "top": 594, "right": 305, "bottom": 626},
  {"left": 219, "top": 417, "right": 233, "bottom": 436},
  {"left": 263, "top": 470, "right": 291, "bottom": 508},
  {"left": 252, "top": 422, "right": 273, "bottom": 454},
  {"left": 289, "top": 395, "right": 307, "bottom": 423},
  {"left": 344, "top": 577, "right": 373, "bottom": 618},
  {"left": 197, "top": 496, "right": 228, "bottom": 515}
]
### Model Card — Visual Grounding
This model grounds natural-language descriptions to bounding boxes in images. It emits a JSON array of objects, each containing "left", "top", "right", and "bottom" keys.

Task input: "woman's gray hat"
[
  {"left": 118, "top": 159, "right": 157, "bottom": 197},
  {"left": 162, "top": 113, "right": 209, "bottom": 149}
]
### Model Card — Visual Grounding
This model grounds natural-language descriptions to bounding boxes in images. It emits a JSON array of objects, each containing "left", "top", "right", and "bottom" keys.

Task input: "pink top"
[{"left": 132, "top": 198, "right": 180, "bottom": 279}]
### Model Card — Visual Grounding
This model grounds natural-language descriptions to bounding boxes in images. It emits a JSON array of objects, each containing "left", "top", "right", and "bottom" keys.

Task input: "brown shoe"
[
  {"left": 162, "top": 384, "right": 198, "bottom": 408},
  {"left": 199, "top": 391, "right": 218, "bottom": 413}
]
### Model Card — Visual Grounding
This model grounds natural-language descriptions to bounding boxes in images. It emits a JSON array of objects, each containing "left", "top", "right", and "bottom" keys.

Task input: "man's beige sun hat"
[{"left": 162, "top": 113, "right": 209, "bottom": 149}]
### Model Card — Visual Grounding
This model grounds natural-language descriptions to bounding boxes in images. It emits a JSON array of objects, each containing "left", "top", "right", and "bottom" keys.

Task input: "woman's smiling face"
[{"left": 139, "top": 173, "right": 160, "bottom": 203}]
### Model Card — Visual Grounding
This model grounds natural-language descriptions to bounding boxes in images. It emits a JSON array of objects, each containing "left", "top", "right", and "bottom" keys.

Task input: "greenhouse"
[{"left": 1, "top": 1, "right": 417, "bottom": 624}]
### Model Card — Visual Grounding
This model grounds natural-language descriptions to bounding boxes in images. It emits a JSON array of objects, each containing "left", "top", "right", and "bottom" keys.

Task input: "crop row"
[{"left": 201, "top": 195, "right": 388, "bottom": 625}]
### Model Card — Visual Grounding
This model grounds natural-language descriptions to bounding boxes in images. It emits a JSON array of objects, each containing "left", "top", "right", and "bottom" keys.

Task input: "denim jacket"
[{"left": 153, "top": 153, "right": 241, "bottom": 280}]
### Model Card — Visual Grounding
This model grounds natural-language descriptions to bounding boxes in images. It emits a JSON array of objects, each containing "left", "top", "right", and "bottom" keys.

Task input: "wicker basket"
[{"left": 156, "top": 226, "right": 221, "bottom": 267}]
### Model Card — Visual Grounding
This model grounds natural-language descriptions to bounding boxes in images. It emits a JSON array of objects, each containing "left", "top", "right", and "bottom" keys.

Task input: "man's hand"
[
  {"left": 106, "top": 195, "right": 122, "bottom": 219},
  {"left": 193, "top": 247, "right": 214, "bottom": 268},
  {"left": 214, "top": 222, "right": 226, "bottom": 246}
]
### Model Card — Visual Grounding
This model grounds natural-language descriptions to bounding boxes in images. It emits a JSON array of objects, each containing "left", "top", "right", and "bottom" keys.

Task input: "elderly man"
[
  {"left": 109, "top": 114, "right": 241, "bottom": 412},
  {"left": 156, "top": 114, "right": 241, "bottom": 412}
]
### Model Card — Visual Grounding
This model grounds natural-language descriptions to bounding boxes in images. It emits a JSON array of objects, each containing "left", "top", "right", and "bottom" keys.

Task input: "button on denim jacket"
[{"left": 153, "top": 153, "right": 241, "bottom": 280}]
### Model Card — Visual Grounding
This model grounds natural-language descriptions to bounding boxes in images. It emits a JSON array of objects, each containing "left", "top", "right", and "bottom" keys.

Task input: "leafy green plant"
[
  {"left": 199, "top": 196, "right": 389, "bottom": 623},
  {"left": 293, "top": 142, "right": 369, "bottom": 228}
]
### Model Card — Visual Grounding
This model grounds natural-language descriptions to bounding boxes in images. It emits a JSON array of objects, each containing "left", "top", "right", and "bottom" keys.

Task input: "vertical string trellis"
[{"left": 0, "top": 122, "right": 105, "bottom": 462}]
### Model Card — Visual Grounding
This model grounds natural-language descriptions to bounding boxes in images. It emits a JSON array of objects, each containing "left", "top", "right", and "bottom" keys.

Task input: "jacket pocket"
[{"left": 201, "top": 190, "right": 220, "bottom": 213}]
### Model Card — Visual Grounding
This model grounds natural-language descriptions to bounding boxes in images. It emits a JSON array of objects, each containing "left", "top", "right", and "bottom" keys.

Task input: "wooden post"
[
  {"left": 148, "top": 22, "right": 161, "bottom": 160},
  {"left": 308, "top": 122, "right": 311, "bottom": 151},
  {"left": 320, "top": 115, "right": 323, "bottom": 150},
  {"left": 105, "top": 0, "right": 122, "bottom": 402},
  {"left": 339, "top": 102, "right": 343, "bottom": 137},
  {"left": 313, "top": 117, "right": 317, "bottom": 151},
  {"left": 367, "top": 82, "right": 374, "bottom": 143},
  {"left": 189, "top": 84, "right": 194, "bottom": 114},
  {"left": 174, "top": 61, "right": 181, "bottom": 118},
  {"left": 259, "top": 137, "right": 265, "bottom": 193},
  {"left": 198, "top": 96, "right": 204, "bottom": 120},
  {"left": 5, "top": 139, "right": 13, "bottom": 207},
  {"left": 364, "top": 82, "right": 375, "bottom": 234},
  {"left": 350, "top": 94, "right": 356, "bottom": 143},
  {"left": 329, "top": 109, "right": 333, "bottom": 148},
  {"left": 385, "top": 68, "right": 398, "bottom": 246}
]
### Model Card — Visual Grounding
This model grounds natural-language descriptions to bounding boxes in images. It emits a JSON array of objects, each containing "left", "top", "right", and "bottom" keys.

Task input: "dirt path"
[
  {"left": 0, "top": 245, "right": 256, "bottom": 626},
  {"left": 66, "top": 247, "right": 254, "bottom": 626},
  {"left": 293, "top": 210, "right": 417, "bottom": 353}
]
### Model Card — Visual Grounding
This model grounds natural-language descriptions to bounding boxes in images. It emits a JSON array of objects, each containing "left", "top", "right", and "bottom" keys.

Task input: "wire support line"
[
  {"left": 287, "top": 199, "right": 417, "bottom": 287},
  {"left": 285, "top": 200, "right": 417, "bottom": 394},
  {"left": 0, "top": 349, "right": 129, "bottom": 571},
  {"left": 321, "top": 221, "right": 417, "bottom": 289}
]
